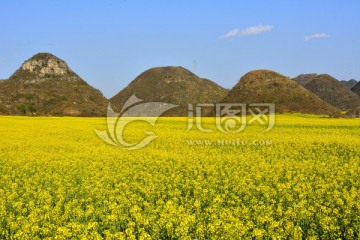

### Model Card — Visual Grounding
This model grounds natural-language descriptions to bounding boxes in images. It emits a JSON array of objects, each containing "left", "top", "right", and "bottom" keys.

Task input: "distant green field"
[{"left": 0, "top": 115, "right": 359, "bottom": 239}]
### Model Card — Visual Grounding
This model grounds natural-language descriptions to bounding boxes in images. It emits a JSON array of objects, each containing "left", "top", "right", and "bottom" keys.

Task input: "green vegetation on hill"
[
  {"left": 352, "top": 81, "right": 360, "bottom": 96},
  {"left": 1, "top": 53, "right": 360, "bottom": 118}
]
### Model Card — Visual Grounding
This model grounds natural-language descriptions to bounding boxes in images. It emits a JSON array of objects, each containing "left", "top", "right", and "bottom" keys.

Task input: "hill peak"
[
  {"left": 8, "top": 53, "right": 81, "bottom": 84},
  {"left": 148, "top": 66, "right": 188, "bottom": 71},
  {"left": 135, "top": 66, "right": 199, "bottom": 84},
  {"left": 241, "top": 69, "right": 283, "bottom": 79},
  {"left": 316, "top": 74, "right": 335, "bottom": 79},
  {"left": 20, "top": 53, "right": 71, "bottom": 77}
]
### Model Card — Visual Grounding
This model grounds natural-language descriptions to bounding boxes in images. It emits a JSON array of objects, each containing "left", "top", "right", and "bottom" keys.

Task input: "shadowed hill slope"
[
  {"left": 303, "top": 74, "right": 360, "bottom": 110},
  {"left": 292, "top": 73, "right": 317, "bottom": 86},
  {"left": 341, "top": 79, "right": 358, "bottom": 89},
  {"left": 352, "top": 81, "right": 360, "bottom": 97}
]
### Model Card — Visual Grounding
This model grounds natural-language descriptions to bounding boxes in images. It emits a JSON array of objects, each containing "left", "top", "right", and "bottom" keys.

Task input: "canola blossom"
[{"left": 0, "top": 115, "right": 359, "bottom": 239}]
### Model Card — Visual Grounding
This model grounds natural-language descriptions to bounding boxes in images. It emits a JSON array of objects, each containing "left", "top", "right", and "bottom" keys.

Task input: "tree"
[
  {"left": 28, "top": 103, "right": 36, "bottom": 115},
  {"left": 17, "top": 104, "right": 26, "bottom": 114}
]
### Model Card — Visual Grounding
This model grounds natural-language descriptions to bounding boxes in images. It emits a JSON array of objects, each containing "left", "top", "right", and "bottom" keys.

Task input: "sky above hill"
[{"left": 0, "top": 0, "right": 359, "bottom": 98}]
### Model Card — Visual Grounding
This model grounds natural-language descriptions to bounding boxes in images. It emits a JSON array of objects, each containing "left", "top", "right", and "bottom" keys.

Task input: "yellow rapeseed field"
[{"left": 0, "top": 115, "right": 359, "bottom": 239}]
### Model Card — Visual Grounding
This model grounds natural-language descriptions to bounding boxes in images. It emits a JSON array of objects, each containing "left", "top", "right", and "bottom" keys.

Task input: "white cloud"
[
  {"left": 240, "top": 25, "right": 273, "bottom": 36},
  {"left": 304, "top": 33, "right": 330, "bottom": 41},
  {"left": 219, "top": 28, "right": 240, "bottom": 39},
  {"left": 220, "top": 24, "right": 273, "bottom": 39}
]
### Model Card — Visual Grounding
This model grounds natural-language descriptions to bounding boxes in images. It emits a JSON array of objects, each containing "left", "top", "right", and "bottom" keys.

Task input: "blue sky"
[{"left": 0, "top": 0, "right": 359, "bottom": 98}]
